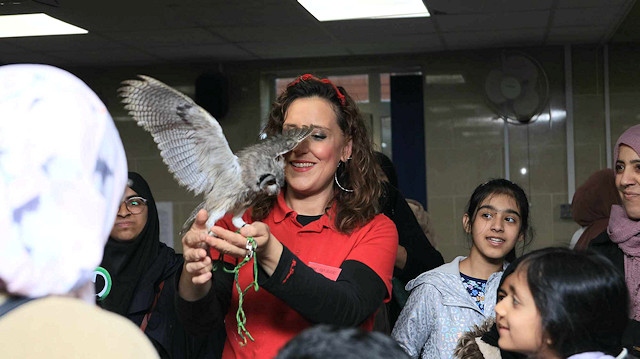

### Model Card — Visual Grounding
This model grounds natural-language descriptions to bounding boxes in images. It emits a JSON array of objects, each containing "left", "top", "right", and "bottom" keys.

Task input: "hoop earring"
[{"left": 334, "top": 158, "right": 354, "bottom": 193}]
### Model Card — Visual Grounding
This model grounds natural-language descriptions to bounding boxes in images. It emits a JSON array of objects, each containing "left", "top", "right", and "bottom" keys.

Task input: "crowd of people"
[{"left": 1, "top": 63, "right": 638, "bottom": 359}]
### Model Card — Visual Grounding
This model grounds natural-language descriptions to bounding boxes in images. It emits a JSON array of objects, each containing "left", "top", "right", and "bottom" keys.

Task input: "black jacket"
[
  {"left": 136, "top": 244, "right": 224, "bottom": 359},
  {"left": 105, "top": 242, "right": 224, "bottom": 359},
  {"left": 589, "top": 231, "right": 640, "bottom": 358}
]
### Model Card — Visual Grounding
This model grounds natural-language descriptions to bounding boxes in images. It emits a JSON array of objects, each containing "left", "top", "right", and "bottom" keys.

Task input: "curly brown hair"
[{"left": 252, "top": 74, "right": 382, "bottom": 233}]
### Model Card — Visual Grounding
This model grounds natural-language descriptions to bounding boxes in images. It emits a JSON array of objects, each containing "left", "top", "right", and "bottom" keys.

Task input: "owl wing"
[{"left": 118, "top": 75, "right": 240, "bottom": 195}]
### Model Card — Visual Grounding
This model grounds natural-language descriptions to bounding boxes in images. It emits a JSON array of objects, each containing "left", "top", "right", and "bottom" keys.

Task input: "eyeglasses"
[{"left": 121, "top": 196, "right": 147, "bottom": 215}]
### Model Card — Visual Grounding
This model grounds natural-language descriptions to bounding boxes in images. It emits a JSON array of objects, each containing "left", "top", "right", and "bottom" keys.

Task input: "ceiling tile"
[
  {"left": 40, "top": 48, "right": 161, "bottom": 67},
  {"left": 145, "top": 43, "right": 258, "bottom": 62},
  {"left": 111, "top": 28, "right": 227, "bottom": 47},
  {"left": 3, "top": 34, "right": 124, "bottom": 52},
  {"left": 547, "top": 26, "right": 610, "bottom": 44},
  {"left": 425, "top": 0, "right": 555, "bottom": 14},
  {"left": 240, "top": 42, "right": 351, "bottom": 59},
  {"left": 0, "top": 0, "right": 637, "bottom": 67},
  {"left": 345, "top": 37, "right": 445, "bottom": 55},
  {"left": 436, "top": 11, "right": 550, "bottom": 32},
  {"left": 443, "top": 29, "right": 546, "bottom": 50},
  {"left": 323, "top": 18, "right": 437, "bottom": 41},
  {"left": 553, "top": 8, "right": 621, "bottom": 27},
  {"left": 211, "top": 25, "right": 331, "bottom": 43},
  {"left": 556, "top": 0, "right": 632, "bottom": 8}
]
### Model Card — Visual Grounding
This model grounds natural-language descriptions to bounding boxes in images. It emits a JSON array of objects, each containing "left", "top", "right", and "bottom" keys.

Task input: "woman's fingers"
[
  {"left": 193, "top": 209, "right": 209, "bottom": 230},
  {"left": 182, "top": 222, "right": 272, "bottom": 262},
  {"left": 208, "top": 225, "right": 262, "bottom": 258},
  {"left": 180, "top": 212, "right": 215, "bottom": 285},
  {"left": 183, "top": 246, "right": 209, "bottom": 262},
  {"left": 182, "top": 220, "right": 210, "bottom": 253},
  {"left": 239, "top": 222, "right": 270, "bottom": 245},
  {"left": 185, "top": 261, "right": 213, "bottom": 284}
]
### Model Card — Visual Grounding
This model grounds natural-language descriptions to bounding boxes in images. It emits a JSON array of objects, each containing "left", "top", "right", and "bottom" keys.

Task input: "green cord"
[{"left": 212, "top": 236, "right": 259, "bottom": 346}]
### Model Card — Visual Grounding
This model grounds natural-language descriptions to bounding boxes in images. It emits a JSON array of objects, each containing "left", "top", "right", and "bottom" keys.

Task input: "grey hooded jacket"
[{"left": 391, "top": 256, "right": 505, "bottom": 359}]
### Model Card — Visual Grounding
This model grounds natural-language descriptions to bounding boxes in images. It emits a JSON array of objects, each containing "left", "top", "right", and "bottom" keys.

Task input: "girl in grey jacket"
[{"left": 392, "top": 179, "right": 532, "bottom": 358}]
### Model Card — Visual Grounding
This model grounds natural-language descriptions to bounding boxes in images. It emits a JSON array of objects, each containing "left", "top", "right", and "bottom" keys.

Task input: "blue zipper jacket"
[{"left": 391, "top": 256, "right": 506, "bottom": 359}]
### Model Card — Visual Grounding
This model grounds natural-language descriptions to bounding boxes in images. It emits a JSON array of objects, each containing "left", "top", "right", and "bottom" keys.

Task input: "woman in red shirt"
[{"left": 177, "top": 74, "right": 398, "bottom": 359}]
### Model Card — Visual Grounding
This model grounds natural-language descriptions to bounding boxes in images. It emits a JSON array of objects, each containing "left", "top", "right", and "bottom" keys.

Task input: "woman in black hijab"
[{"left": 97, "top": 172, "right": 223, "bottom": 359}]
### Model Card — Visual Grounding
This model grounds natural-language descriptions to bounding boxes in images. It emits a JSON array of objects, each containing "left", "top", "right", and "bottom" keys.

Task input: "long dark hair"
[
  {"left": 517, "top": 247, "right": 629, "bottom": 357},
  {"left": 254, "top": 74, "right": 381, "bottom": 233}
]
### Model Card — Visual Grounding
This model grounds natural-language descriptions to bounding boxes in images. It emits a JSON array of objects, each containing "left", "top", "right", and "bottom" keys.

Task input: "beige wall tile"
[{"left": 65, "top": 44, "right": 640, "bottom": 257}]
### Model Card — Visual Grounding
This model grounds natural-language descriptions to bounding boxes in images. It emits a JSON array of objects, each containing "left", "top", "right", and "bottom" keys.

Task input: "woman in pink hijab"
[{"left": 589, "top": 124, "right": 640, "bottom": 358}]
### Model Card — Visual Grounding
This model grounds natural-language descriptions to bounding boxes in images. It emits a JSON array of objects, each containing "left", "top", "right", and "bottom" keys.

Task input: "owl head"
[
  {"left": 257, "top": 154, "right": 287, "bottom": 195},
  {"left": 238, "top": 125, "right": 314, "bottom": 196}
]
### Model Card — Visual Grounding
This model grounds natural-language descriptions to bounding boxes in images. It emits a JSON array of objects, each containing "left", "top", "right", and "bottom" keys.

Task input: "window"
[
  {"left": 275, "top": 74, "right": 370, "bottom": 103},
  {"left": 380, "top": 73, "right": 390, "bottom": 102}
]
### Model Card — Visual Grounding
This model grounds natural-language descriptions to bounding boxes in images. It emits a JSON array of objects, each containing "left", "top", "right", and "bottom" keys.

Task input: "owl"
[{"left": 118, "top": 75, "right": 313, "bottom": 231}]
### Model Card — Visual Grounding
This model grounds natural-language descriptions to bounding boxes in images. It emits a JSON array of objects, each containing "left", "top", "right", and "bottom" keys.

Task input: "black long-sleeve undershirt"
[
  {"left": 260, "top": 246, "right": 386, "bottom": 326},
  {"left": 176, "top": 246, "right": 386, "bottom": 333}
]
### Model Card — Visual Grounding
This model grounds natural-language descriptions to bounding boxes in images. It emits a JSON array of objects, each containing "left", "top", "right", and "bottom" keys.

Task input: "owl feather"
[{"left": 118, "top": 75, "right": 313, "bottom": 231}]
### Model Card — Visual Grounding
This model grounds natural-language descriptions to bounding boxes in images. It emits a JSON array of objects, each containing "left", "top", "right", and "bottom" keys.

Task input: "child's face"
[
  {"left": 495, "top": 269, "right": 553, "bottom": 357},
  {"left": 463, "top": 193, "right": 522, "bottom": 261}
]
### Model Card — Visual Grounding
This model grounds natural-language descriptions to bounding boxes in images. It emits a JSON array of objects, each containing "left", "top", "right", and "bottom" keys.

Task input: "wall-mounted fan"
[{"left": 484, "top": 51, "right": 550, "bottom": 124}]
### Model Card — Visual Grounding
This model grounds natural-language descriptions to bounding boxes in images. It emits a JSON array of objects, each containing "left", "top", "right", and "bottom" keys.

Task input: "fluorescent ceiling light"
[
  {"left": 298, "top": 0, "right": 430, "bottom": 21},
  {"left": 0, "top": 13, "right": 88, "bottom": 38},
  {"left": 425, "top": 74, "right": 466, "bottom": 85}
]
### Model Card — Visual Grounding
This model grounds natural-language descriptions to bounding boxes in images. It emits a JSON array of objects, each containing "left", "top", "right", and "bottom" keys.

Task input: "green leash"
[{"left": 212, "top": 236, "right": 259, "bottom": 345}]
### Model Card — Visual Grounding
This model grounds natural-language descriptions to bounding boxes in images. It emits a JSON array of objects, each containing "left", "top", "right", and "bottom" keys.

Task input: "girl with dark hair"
[
  {"left": 495, "top": 247, "right": 629, "bottom": 358},
  {"left": 176, "top": 74, "right": 398, "bottom": 359},
  {"left": 392, "top": 179, "right": 533, "bottom": 358},
  {"left": 98, "top": 172, "right": 222, "bottom": 358}
]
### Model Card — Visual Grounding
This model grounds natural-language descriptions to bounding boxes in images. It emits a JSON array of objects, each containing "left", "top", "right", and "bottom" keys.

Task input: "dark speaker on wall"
[{"left": 195, "top": 72, "right": 229, "bottom": 119}]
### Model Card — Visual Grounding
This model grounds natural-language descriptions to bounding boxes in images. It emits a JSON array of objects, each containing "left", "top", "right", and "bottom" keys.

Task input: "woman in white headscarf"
[{"left": 0, "top": 64, "right": 158, "bottom": 358}]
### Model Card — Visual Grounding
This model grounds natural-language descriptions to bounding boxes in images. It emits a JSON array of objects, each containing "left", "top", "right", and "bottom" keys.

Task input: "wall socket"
[{"left": 560, "top": 203, "right": 572, "bottom": 219}]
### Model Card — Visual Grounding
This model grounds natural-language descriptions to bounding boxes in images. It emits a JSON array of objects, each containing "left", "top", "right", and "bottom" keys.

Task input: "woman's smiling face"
[
  {"left": 283, "top": 96, "right": 351, "bottom": 198},
  {"left": 615, "top": 144, "right": 640, "bottom": 220}
]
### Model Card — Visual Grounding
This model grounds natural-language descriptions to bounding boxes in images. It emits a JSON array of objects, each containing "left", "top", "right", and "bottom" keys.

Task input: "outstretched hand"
[
  {"left": 181, "top": 209, "right": 214, "bottom": 287},
  {"left": 179, "top": 210, "right": 285, "bottom": 301},
  {"left": 209, "top": 221, "right": 284, "bottom": 277}
]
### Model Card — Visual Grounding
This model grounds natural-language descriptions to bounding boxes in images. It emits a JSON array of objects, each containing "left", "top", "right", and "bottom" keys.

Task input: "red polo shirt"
[{"left": 211, "top": 192, "right": 398, "bottom": 359}]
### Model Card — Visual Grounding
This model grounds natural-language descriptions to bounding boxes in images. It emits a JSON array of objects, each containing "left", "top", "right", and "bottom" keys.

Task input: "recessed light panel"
[
  {"left": 0, "top": 13, "right": 87, "bottom": 38},
  {"left": 298, "top": 0, "right": 430, "bottom": 21}
]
